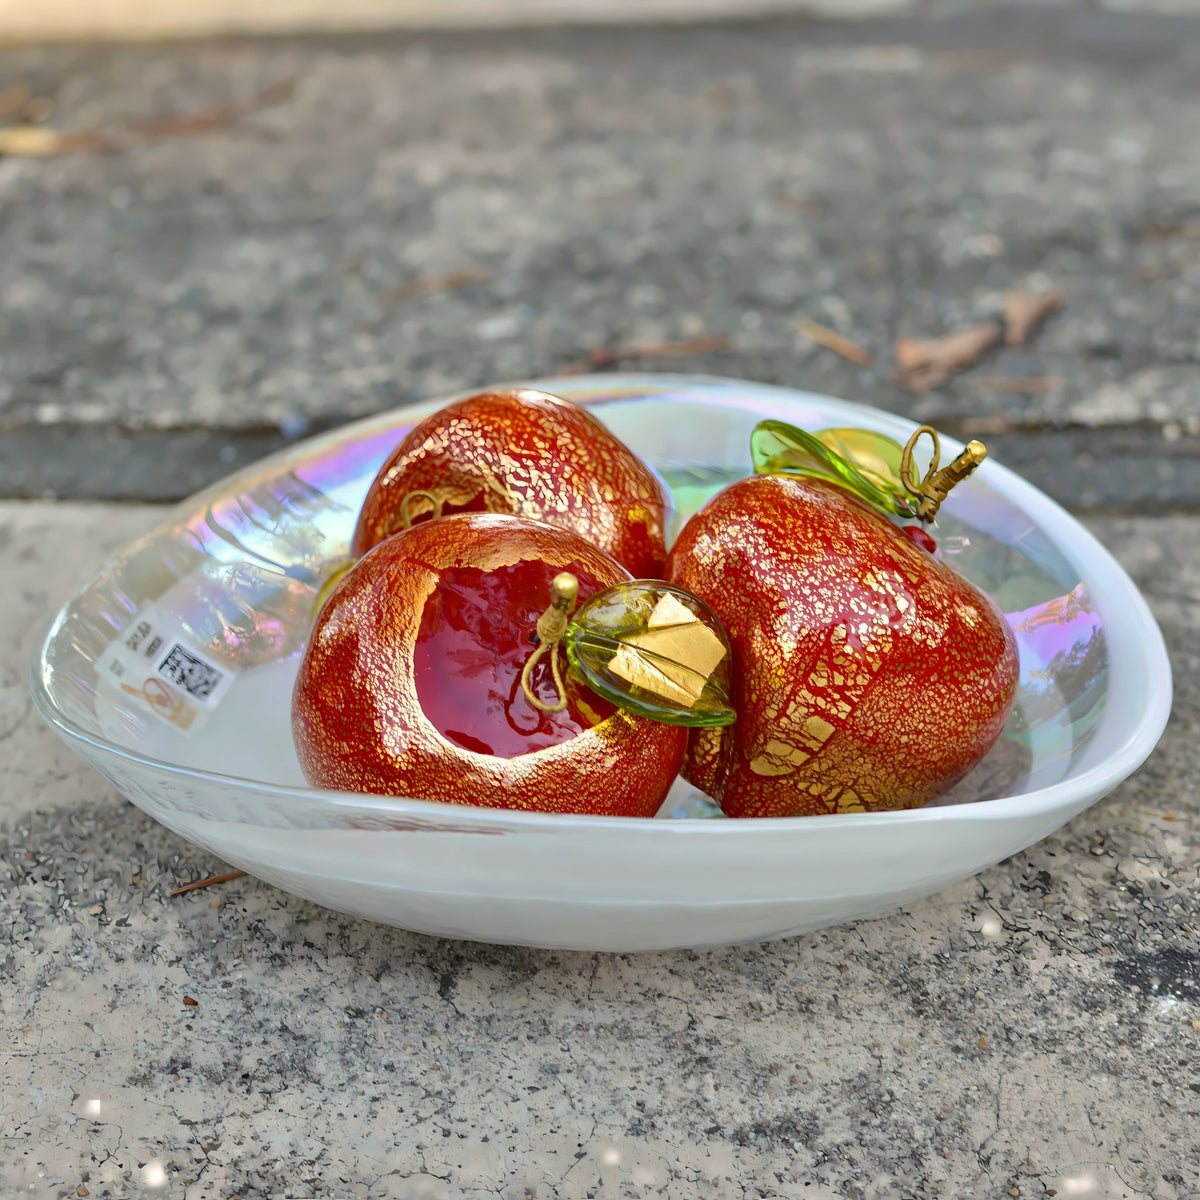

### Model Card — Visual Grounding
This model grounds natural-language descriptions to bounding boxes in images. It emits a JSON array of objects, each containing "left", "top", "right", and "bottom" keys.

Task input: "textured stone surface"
[
  {"left": 4, "top": 9, "right": 1200, "bottom": 1196},
  {"left": 2, "top": 8, "right": 1200, "bottom": 478},
  {"left": 4, "top": 0, "right": 913, "bottom": 43},
  {"left": 3, "top": 0, "right": 1199, "bottom": 45},
  {"left": 3, "top": 501, "right": 1198, "bottom": 1197}
]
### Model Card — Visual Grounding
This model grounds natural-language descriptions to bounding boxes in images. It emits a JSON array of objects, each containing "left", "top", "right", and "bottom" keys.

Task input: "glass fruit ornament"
[
  {"left": 292, "top": 513, "right": 711, "bottom": 817},
  {"left": 352, "top": 387, "right": 672, "bottom": 578},
  {"left": 666, "top": 421, "right": 1019, "bottom": 818}
]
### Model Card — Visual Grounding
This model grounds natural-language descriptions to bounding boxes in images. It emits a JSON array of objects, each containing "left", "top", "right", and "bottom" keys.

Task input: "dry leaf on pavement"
[
  {"left": 0, "top": 82, "right": 32, "bottom": 120},
  {"left": 1003, "top": 289, "right": 1065, "bottom": 346},
  {"left": 892, "top": 321, "right": 1002, "bottom": 392}
]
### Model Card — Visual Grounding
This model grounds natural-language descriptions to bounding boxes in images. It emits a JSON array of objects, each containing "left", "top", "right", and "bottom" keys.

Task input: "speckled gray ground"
[
  {"left": 2, "top": 7, "right": 1200, "bottom": 506},
  {"left": 3, "top": 7, "right": 1200, "bottom": 1199},
  {"left": 3, "top": 502, "right": 1199, "bottom": 1197}
]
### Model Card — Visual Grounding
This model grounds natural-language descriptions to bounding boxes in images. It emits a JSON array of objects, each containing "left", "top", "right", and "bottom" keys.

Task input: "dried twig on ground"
[
  {"left": 379, "top": 269, "right": 488, "bottom": 307},
  {"left": 560, "top": 334, "right": 730, "bottom": 375},
  {"left": 798, "top": 318, "right": 871, "bottom": 366},
  {"left": 892, "top": 321, "right": 1002, "bottom": 392},
  {"left": 773, "top": 192, "right": 826, "bottom": 216},
  {"left": 0, "top": 78, "right": 296, "bottom": 158},
  {"left": 1003, "top": 289, "right": 1065, "bottom": 346},
  {"left": 624, "top": 333, "right": 731, "bottom": 360},
  {"left": 169, "top": 869, "right": 247, "bottom": 896},
  {"left": 128, "top": 77, "right": 297, "bottom": 139},
  {"left": 965, "top": 376, "right": 1061, "bottom": 394}
]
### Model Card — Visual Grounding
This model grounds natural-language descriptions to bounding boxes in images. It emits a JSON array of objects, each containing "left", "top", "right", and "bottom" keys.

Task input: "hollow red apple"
[
  {"left": 294, "top": 513, "right": 687, "bottom": 816},
  {"left": 665, "top": 473, "right": 1019, "bottom": 817},
  {"left": 351, "top": 387, "right": 671, "bottom": 578}
]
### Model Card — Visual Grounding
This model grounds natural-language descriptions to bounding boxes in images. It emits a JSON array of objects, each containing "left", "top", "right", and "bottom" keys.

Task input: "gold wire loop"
[
  {"left": 398, "top": 489, "right": 445, "bottom": 530},
  {"left": 520, "top": 574, "right": 580, "bottom": 714},
  {"left": 900, "top": 425, "right": 941, "bottom": 500},
  {"left": 901, "top": 426, "right": 988, "bottom": 523}
]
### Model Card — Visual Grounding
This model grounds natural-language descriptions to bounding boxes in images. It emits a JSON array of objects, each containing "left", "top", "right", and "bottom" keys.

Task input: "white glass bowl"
[{"left": 32, "top": 376, "right": 1171, "bottom": 951}]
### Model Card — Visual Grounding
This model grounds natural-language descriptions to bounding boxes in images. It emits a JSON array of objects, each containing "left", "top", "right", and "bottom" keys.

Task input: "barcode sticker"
[
  {"left": 157, "top": 643, "right": 223, "bottom": 700},
  {"left": 101, "top": 603, "right": 236, "bottom": 735}
]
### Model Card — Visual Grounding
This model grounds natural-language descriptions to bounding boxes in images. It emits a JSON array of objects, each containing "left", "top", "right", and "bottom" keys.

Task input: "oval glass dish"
[{"left": 32, "top": 375, "right": 1172, "bottom": 951}]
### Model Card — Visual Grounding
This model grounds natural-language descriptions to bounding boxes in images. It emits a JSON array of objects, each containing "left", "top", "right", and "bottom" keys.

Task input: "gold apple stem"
[
  {"left": 399, "top": 489, "right": 445, "bottom": 529},
  {"left": 520, "top": 573, "right": 580, "bottom": 714},
  {"left": 901, "top": 425, "right": 988, "bottom": 522}
]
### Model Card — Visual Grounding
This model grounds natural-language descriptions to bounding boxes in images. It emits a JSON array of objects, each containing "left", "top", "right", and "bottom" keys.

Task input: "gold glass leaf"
[
  {"left": 815, "top": 428, "right": 908, "bottom": 497},
  {"left": 565, "top": 583, "right": 735, "bottom": 727}
]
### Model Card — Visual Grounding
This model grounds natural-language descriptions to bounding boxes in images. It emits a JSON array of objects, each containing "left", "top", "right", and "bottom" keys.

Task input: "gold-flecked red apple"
[
  {"left": 294, "top": 513, "right": 688, "bottom": 816},
  {"left": 665, "top": 424, "right": 1019, "bottom": 817},
  {"left": 352, "top": 388, "right": 671, "bottom": 578}
]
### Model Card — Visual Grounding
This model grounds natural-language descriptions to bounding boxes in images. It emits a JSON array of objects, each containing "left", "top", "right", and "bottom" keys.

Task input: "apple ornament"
[
  {"left": 666, "top": 422, "right": 1019, "bottom": 818},
  {"left": 352, "top": 388, "right": 672, "bottom": 578},
  {"left": 293, "top": 513, "right": 734, "bottom": 816}
]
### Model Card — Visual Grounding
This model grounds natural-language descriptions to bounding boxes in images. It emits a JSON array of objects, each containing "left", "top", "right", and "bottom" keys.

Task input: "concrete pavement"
[
  {"left": 3, "top": 7, "right": 1200, "bottom": 1197},
  {"left": 4, "top": 500, "right": 1198, "bottom": 1197}
]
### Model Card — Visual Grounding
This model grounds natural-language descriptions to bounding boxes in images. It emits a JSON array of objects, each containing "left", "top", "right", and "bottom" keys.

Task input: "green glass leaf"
[
  {"left": 751, "top": 419, "right": 916, "bottom": 518},
  {"left": 564, "top": 582, "right": 735, "bottom": 728}
]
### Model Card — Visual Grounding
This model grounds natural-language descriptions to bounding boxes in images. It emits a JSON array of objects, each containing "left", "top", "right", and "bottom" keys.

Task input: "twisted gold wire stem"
[
  {"left": 900, "top": 425, "right": 988, "bottom": 522},
  {"left": 520, "top": 573, "right": 580, "bottom": 714}
]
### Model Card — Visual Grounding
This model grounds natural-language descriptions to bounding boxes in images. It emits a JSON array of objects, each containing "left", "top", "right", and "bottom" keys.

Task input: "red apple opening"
[{"left": 294, "top": 513, "right": 687, "bottom": 816}]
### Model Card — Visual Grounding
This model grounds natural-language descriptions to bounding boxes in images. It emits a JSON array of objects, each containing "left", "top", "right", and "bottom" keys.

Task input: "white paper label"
[{"left": 100, "top": 603, "right": 236, "bottom": 735}]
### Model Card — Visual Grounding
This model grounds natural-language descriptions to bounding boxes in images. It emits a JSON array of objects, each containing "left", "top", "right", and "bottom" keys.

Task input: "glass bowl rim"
[{"left": 30, "top": 374, "right": 1173, "bottom": 834}]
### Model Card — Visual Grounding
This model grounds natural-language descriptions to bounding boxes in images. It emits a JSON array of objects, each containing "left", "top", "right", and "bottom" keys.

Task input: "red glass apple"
[
  {"left": 665, "top": 470, "right": 1019, "bottom": 817},
  {"left": 294, "top": 513, "right": 687, "bottom": 816},
  {"left": 352, "top": 387, "right": 671, "bottom": 578}
]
